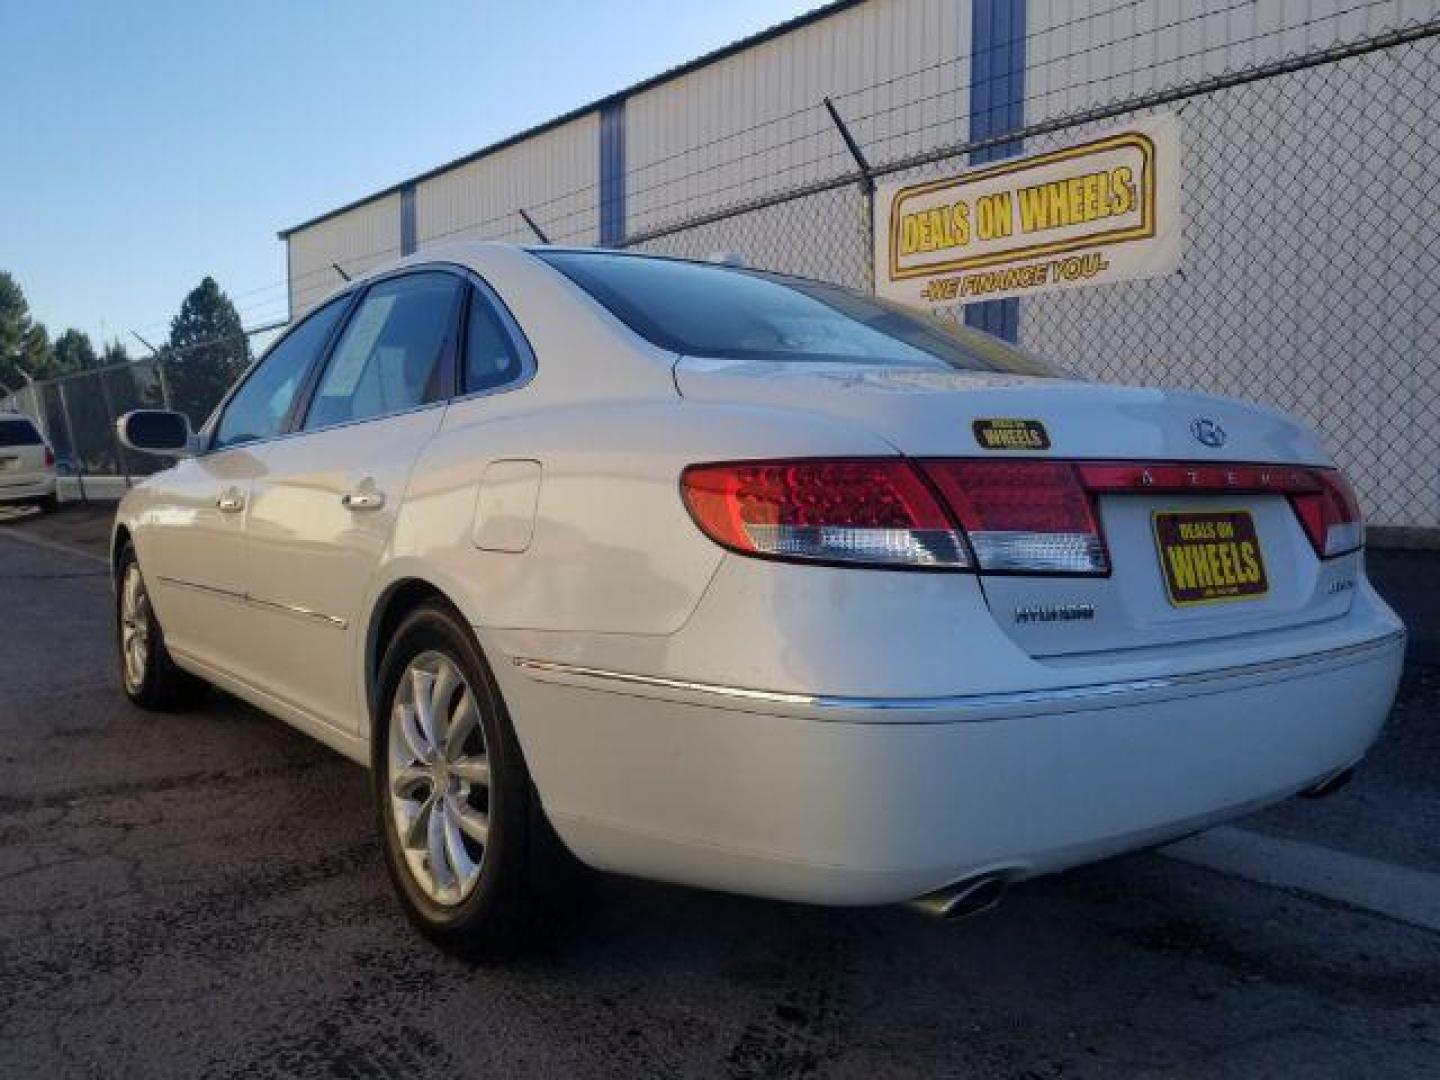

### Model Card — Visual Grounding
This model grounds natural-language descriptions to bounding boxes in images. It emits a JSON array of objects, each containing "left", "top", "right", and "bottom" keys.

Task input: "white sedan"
[{"left": 114, "top": 243, "right": 1405, "bottom": 957}]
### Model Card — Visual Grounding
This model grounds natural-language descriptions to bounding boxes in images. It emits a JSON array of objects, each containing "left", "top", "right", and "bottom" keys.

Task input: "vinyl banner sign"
[{"left": 874, "top": 114, "right": 1181, "bottom": 308}]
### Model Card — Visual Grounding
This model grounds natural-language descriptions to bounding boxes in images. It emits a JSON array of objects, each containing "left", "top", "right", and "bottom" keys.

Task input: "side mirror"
[{"left": 116, "top": 410, "right": 196, "bottom": 457}]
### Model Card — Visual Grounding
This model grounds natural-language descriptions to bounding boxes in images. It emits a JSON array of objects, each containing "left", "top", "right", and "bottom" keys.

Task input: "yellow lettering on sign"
[
  {"left": 1016, "top": 166, "right": 1139, "bottom": 235},
  {"left": 1167, "top": 547, "right": 1197, "bottom": 591},
  {"left": 900, "top": 202, "right": 970, "bottom": 255}
]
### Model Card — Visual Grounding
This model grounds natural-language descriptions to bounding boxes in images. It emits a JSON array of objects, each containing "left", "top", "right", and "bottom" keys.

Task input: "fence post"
[
  {"left": 94, "top": 367, "right": 132, "bottom": 489},
  {"left": 56, "top": 378, "right": 87, "bottom": 505},
  {"left": 156, "top": 357, "right": 174, "bottom": 411},
  {"left": 822, "top": 97, "right": 877, "bottom": 294},
  {"left": 518, "top": 208, "right": 550, "bottom": 244}
]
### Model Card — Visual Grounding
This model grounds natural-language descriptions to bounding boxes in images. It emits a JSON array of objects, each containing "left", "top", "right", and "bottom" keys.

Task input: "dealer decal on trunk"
[
  {"left": 973, "top": 418, "right": 1050, "bottom": 450},
  {"left": 1153, "top": 509, "right": 1269, "bottom": 606}
]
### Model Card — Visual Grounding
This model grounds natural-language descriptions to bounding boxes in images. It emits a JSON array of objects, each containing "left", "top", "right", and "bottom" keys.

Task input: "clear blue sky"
[{"left": 1, "top": 0, "right": 815, "bottom": 352}]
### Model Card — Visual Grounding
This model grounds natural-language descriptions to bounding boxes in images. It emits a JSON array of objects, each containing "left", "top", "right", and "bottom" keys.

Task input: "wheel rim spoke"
[
  {"left": 448, "top": 796, "right": 490, "bottom": 845},
  {"left": 390, "top": 764, "right": 430, "bottom": 798},
  {"left": 445, "top": 691, "right": 479, "bottom": 760},
  {"left": 450, "top": 756, "right": 490, "bottom": 786},
  {"left": 442, "top": 798, "right": 480, "bottom": 890},
  {"left": 395, "top": 703, "right": 433, "bottom": 765}
]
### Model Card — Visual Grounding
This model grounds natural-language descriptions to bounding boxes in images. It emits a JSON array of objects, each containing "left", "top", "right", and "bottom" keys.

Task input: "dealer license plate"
[{"left": 1153, "top": 509, "right": 1268, "bottom": 606}]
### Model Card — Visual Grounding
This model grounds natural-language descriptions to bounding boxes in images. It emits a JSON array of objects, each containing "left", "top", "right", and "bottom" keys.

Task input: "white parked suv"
[
  {"left": 0, "top": 411, "right": 58, "bottom": 513},
  {"left": 113, "top": 243, "right": 1405, "bottom": 958}
]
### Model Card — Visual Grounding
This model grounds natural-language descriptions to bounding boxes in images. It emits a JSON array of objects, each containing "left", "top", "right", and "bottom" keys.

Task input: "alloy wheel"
[
  {"left": 120, "top": 564, "right": 151, "bottom": 692},
  {"left": 387, "top": 650, "right": 492, "bottom": 906}
]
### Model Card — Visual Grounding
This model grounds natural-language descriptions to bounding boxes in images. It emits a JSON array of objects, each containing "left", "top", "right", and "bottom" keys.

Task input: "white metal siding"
[
  {"left": 625, "top": 0, "right": 970, "bottom": 240},
  {"left": 287, "top": 193, "right": 402, "bottom": 318},
  {"left": 416, "top": 115, "right": 598, "bottom": 249}
]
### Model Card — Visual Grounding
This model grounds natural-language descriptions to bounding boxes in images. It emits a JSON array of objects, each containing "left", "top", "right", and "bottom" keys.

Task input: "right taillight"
[{"left": 1290, "top": 468, "right": 1364, "bottom": 557}]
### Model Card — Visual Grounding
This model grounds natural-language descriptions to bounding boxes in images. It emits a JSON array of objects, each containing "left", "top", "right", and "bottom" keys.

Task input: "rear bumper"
[
  {"left": 0, "top": 475, "right": 56, "bottom": 502},
  {"left": 506, "top": 625, "right": 1404, "bottom": 906}
]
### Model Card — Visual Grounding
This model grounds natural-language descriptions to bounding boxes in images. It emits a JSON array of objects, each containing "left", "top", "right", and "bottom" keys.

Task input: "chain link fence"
[
  {"left": 626, "top": 20, "right": 1440, "bottom": 540},
  {"left": 5, "top": 15, "right": 1436, "bottom": 539},
  {"left": 1, "top": 332, "right": 251, "bottom": 487}
]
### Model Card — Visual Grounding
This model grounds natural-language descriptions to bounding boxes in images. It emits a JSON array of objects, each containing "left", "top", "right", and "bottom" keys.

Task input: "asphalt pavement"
[{"left": 1, "top": 505, "right": 1437, "bottom": 1078}]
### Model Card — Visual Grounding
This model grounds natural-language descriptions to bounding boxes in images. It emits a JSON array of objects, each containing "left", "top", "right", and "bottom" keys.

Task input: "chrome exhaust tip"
[
  {"left": 1300, "top": 766, "right": 1355, "bottom": 799},
  {"left": 905, "top": 871, "right": 1012, "bottom": 921}
]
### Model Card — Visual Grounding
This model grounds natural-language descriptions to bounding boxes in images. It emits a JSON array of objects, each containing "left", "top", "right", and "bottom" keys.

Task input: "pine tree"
[{"left": 161, "top": 277, "right": 251, "bottom": 425}]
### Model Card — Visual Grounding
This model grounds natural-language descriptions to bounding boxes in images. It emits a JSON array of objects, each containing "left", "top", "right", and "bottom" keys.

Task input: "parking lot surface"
[{"left": 1, "top": 507, "right": 1438, "bottom": 1078}]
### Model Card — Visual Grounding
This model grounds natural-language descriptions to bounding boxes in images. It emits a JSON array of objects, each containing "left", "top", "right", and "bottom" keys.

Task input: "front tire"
[
  {"left": 116, "top": 543, "right": 209, "bottom": 710},
  {"left": 373, "top": 602, "right": 558, "bottom": 960}
]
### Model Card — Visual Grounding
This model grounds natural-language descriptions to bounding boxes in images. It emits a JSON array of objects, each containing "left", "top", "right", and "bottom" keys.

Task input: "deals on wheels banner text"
[{"left": 874, "top": 114, "right": 1181, "bottom": 309}]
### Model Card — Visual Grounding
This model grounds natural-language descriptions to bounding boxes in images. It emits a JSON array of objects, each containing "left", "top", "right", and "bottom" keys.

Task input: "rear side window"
[
  {"left": 0, "top": 418, "right": 42, "bottom": 446},
  {"left": 538, "top": 250, "right": 1061, "bottom": 378},
  {"left": 304, "top": 272, "right": 462, "bottom": 430},
  {"left": 214, "top": 294, "right": 350, "bottom": 450}
]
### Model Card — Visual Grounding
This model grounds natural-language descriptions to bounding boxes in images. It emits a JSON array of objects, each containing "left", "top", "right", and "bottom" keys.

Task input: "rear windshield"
[
  {"left": 0, "top": 418, "right": 42, "bottom": 446},
  {"left": 536, "top": 250, "right": 1061, "bottom": 377}
]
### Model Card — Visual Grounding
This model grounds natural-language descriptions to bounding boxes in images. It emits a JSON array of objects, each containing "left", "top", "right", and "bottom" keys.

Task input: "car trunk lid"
[{"left": 674, "top": 358, "right": 1357, "bottom": 657}]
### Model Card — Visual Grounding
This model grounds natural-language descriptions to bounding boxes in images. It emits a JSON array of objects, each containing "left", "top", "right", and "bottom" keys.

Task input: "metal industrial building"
[{"left": 277, "top": 0, "right": 1440, "bottom": 535}]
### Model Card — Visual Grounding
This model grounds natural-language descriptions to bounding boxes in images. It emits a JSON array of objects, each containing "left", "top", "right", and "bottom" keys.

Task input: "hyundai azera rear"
[{"left": 113, "top": 244, "right": 1404, "bottom": 956}]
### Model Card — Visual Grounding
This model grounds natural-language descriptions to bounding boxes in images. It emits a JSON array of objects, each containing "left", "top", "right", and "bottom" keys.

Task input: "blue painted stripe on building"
[
  {"left": 599, "top": 100, "right": 626, "bottom": 247},
  {"left": 966, "top": 0, "right": 1027, "bottom": 341},
  {"left": 400, "top": 183, "right": 417, "bottom": 255}
]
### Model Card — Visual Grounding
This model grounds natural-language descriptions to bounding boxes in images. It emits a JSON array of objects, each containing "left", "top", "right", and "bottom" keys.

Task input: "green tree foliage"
[
  {"left": 51, "top": 328, "right": 99, "bottom": 374},
  {"left": 0, "top": 271, "right": 53, "bottom": 385},
  {"left": 161, "top": 276, "right": 251, "bottom": 425}
]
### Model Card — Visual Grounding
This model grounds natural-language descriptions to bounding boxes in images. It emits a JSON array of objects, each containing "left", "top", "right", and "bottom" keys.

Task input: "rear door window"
[{"left": 304, "top": 272, "right": 463, "bottom": 430}]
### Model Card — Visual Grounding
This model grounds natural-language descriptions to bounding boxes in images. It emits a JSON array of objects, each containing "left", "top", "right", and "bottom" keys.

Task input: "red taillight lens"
[
  {"left": 44, "top": 446, "right": 55, "bottom": 467},
  {"left": 1290, "top": 469, "right": 1363, "bottom": 557},
  {"left": 920, "top": 460, "right": 1109, "bottom": 574},
  {"left": 680, "top": 459, "right": 969, "bottom": 569}
]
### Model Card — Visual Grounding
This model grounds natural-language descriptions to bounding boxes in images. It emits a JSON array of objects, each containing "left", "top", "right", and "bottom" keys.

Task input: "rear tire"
[
  {"left": 35, "top": 493, "right": 58, "bottom": 514},
  {"left": 373, "top": 601, "right": 578, "bottom": 960},
  {"left": 116, "top": 543, "right": 209, "bottom": 710}
]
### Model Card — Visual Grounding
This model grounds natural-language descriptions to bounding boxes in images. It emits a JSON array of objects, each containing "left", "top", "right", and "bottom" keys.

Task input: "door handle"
[
  {"left": 216, "top": 488, "right": 245, "bottom": 513},
  {"left": 341, "top": 487, "right": 386, "bottom": 511}
]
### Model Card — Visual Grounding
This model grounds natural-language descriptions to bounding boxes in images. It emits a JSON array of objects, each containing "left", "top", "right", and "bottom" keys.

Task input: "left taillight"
[
  {"left": 44, "top": 446, "right": 55, "bottom": 468},
  {"left": 680, "top": 459, "right": 971, "bottom": 569}
]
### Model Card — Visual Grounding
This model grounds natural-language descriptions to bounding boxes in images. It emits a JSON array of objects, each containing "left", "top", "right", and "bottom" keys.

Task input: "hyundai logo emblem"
[{"left": 1191, "top": 417, "right": 1227, "bottom": 448}]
